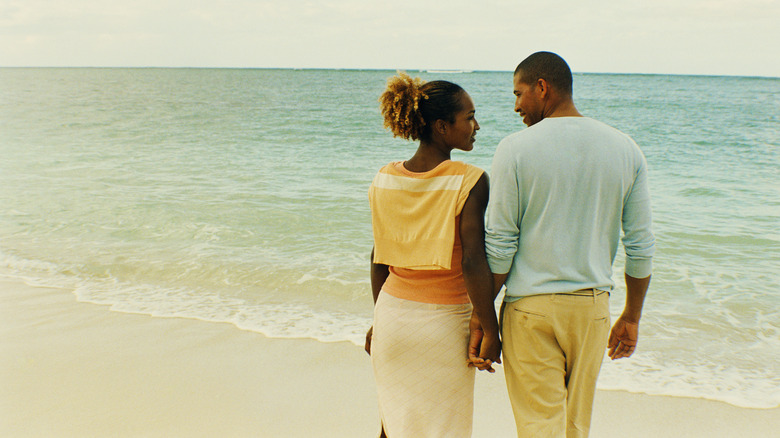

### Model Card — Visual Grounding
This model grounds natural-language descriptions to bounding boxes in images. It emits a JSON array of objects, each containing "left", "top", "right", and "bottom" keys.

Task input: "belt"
[
  {"left": 555, "top": 288, "right": 609, "bottom": 303},
  {"left": 557, "top": 288, "right": 609, "bottom": 296}
]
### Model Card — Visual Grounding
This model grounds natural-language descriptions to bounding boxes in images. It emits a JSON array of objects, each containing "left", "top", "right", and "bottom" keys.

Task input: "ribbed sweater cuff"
[
  {"left": 625, "top": 258, "right": 652, "bottom": 278},
  {"left": 486, "top": 256, "right": 513, "bottom": 275}
]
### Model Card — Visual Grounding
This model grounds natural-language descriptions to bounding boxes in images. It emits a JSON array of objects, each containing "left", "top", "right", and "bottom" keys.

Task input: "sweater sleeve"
[
  {"left": 622, "top": 151, "right": 655, "bottom": 278},
  {"left": 485, "top": 141, "right": 521, "bottom": 275}
]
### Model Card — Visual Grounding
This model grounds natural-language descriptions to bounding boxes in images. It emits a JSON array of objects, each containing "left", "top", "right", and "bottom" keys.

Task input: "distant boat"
[{"left": 425, "top": 69, "right": 473, "bottom": 74}]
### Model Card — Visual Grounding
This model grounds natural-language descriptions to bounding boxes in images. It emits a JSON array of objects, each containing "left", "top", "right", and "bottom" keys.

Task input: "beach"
[
  {"left": 2, "top": 277, "right": 777, "bottom": 438},
  {"left": 2, "top": 69, "right": 778, "bottom": 412},
  {"left": 2, "top": 69, "right": 778, "bottom": 435}
]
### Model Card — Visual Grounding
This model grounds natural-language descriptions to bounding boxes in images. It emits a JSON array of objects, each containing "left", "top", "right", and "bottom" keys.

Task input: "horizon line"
[{"left": 0, "top": 65, "right": 777, "bottom": 80}]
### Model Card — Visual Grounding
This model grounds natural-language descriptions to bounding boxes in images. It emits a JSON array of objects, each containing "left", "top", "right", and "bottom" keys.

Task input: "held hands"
[
  {"left": 368, "top": 317, "right": 502, "bottom": 373},
  {"left": 468, "top": 313, "right": 501, "bottom": 373},
  {"left": 608, "top": 316, "right": 639, "bottom": 360}
]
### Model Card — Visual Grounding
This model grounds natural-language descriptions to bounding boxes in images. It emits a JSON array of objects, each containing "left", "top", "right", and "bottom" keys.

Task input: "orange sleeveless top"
[
  {"left": 369, "top": 160, "right": 484, "bottom": 304},
  {"left": 381, "top": 217, "right": 470, "bottom": 305}
]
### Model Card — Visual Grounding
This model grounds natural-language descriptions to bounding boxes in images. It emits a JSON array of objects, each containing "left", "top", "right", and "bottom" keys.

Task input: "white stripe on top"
[{"left": 373, "top": 172, "right": 463, "bottom": 192}]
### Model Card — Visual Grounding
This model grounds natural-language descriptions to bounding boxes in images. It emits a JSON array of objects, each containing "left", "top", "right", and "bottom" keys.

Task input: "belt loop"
[
  {"left": 592, "top": 288, "right": 596, "bottom": 304},
  {"left": 499, "top": 301, "right": 507, "bottom": 336}
]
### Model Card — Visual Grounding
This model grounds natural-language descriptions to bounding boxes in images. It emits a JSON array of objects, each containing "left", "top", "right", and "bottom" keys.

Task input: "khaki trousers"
[{"left": 502, "top": 290, "right": 610, "bottom": 438}]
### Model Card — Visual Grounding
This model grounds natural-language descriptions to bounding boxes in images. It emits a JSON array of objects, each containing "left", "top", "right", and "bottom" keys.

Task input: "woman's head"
[{"left": 379, "top": 72, "right": 468, "bottom": 142}]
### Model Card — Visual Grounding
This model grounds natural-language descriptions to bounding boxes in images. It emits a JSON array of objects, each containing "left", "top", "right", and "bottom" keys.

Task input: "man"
[{"left": 484, "top": 51, "right": 655, "bottom": 437}]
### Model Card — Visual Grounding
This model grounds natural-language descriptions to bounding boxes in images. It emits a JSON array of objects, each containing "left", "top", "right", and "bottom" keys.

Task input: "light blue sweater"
[{"left": 485, "top": 117, "right": 655, "bottom": 300}]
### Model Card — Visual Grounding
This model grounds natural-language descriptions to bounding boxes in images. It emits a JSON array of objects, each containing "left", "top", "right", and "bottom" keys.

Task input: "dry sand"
[{"left": 2, "top": 277, "right": 777, "bottom": 437}]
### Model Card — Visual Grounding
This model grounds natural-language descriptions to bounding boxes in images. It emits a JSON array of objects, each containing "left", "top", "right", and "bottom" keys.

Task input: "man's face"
[{"left": 513, "top": 73, "right": 544, "bottom": 127}]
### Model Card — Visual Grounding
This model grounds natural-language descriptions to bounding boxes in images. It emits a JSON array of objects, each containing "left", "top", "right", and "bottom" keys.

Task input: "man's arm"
[
  {"left": 484, "top": 140, "right": 521, "bottom": 281},
  {"left": 610, "top": 146, "right": 654, "bottom": 360},
  {"left": 608, "top": 273, "right": 650, "bottom": 360},
  {"left": 492, "top": 273, "right": 508, "bottom": 300},
  {"left": 469, "top": 139, "right": 521, "bottom": 368}
]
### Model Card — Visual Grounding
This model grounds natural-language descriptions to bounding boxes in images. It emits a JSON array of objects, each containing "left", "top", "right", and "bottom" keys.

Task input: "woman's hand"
[
  {"left": 468, "top": 313, "right": 501, "bottom": 372},
  {"left": 365, "top": 325, "right": 374, "bottom": 355}
]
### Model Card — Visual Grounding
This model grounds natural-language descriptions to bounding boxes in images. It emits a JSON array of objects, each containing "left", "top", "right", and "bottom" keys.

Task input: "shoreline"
[{"left": 2, "top": 277, "right": 777, "bottom": 437}]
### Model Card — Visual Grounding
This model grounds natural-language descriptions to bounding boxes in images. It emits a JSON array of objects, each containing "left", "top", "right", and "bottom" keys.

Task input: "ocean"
[{"left": 1, "top": 68, "right": 778, "bottom": 409}]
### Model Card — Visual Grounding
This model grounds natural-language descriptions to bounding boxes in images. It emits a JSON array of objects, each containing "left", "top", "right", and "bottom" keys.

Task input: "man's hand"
[
  {"left": 608, "top": 316, "right": 639, "bottom": 360},
  {"left": 468, "top": 313, "right": 501, "bottom": 372},
  {"left": 610, "top": 273, "right": 650, "bottom": 360}
]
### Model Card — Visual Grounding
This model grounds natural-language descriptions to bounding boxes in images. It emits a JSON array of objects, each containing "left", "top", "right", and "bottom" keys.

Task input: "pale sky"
[{"left": 2, "top": 0, "right": 779, "bottom": 77}]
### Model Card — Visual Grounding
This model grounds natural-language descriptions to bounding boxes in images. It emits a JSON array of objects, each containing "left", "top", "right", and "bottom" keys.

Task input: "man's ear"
[{"left": 537, "top": 78, "right": 550, "bottom": 98}]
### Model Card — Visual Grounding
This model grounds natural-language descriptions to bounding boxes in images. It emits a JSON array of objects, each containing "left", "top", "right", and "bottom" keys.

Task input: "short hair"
[
  {"left": 514, "top": 51, "right": 573, "bottom": 97},
  {"left": 379, "top": 72, "right": 465, "bottom": 141}
]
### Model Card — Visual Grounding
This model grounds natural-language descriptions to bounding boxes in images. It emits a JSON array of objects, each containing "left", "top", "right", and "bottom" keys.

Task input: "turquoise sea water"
[{"left": 1, "top": 68, "right": 778, "bottom": 408}]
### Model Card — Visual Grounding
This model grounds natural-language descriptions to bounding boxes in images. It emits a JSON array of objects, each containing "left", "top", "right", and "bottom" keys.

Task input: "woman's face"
[{"left": 445, "top": 92, "right": 480, "bottom": 152}]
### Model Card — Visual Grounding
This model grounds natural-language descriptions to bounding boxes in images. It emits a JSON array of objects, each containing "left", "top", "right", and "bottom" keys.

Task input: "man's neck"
[{"left": 546, "top": 99, "right": 582, "bottom": 119}]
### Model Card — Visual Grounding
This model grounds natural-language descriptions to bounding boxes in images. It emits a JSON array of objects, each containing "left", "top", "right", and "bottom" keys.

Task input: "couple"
[{"left": 365, "top": 52, "right": 655, "bottom": 438}]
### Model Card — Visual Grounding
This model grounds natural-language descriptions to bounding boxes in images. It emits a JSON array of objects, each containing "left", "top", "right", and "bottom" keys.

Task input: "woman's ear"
[{"left": 434, "top": 119, "right": 447, "bottom": 136}]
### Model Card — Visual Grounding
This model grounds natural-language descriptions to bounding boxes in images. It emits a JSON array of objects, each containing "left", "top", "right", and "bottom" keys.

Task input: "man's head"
[
  {"left": 513, "top": 52, "right": 574, "bottom": 126},
  {"left": 514, "top": 51, "right": 573, "bottom": 97}
]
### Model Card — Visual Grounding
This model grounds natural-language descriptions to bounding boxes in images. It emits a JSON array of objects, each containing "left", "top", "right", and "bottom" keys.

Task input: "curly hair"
[{"left": 379, "top": 72, "right": 465, "bottom": 141}]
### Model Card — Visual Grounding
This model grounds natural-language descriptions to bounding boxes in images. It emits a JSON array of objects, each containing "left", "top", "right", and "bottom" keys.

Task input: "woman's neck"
[{"left": 403, "top": 141, "right": 451, "bottom": 172}]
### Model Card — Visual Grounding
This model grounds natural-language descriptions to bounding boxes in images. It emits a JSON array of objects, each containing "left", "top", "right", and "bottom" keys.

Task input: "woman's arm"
[
  {"left": 460, "top": 173, "right": 501, "bottom": 369},
  {"left": 366, "top": 248, "right": 389, "bottom": 354},
  {"left": 370, "top": 247, "right": 390, "bottom": 304}
]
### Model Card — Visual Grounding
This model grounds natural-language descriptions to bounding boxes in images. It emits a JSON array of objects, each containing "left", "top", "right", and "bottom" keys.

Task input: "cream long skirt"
[{"left": 371, "top": 292, "right": 475, "bottom": 438}]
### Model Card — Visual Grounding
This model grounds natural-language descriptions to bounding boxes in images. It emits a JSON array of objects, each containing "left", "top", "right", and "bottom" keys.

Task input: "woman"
[{"left": 365, "top": 72, "right": 500, "bottom": 437}]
